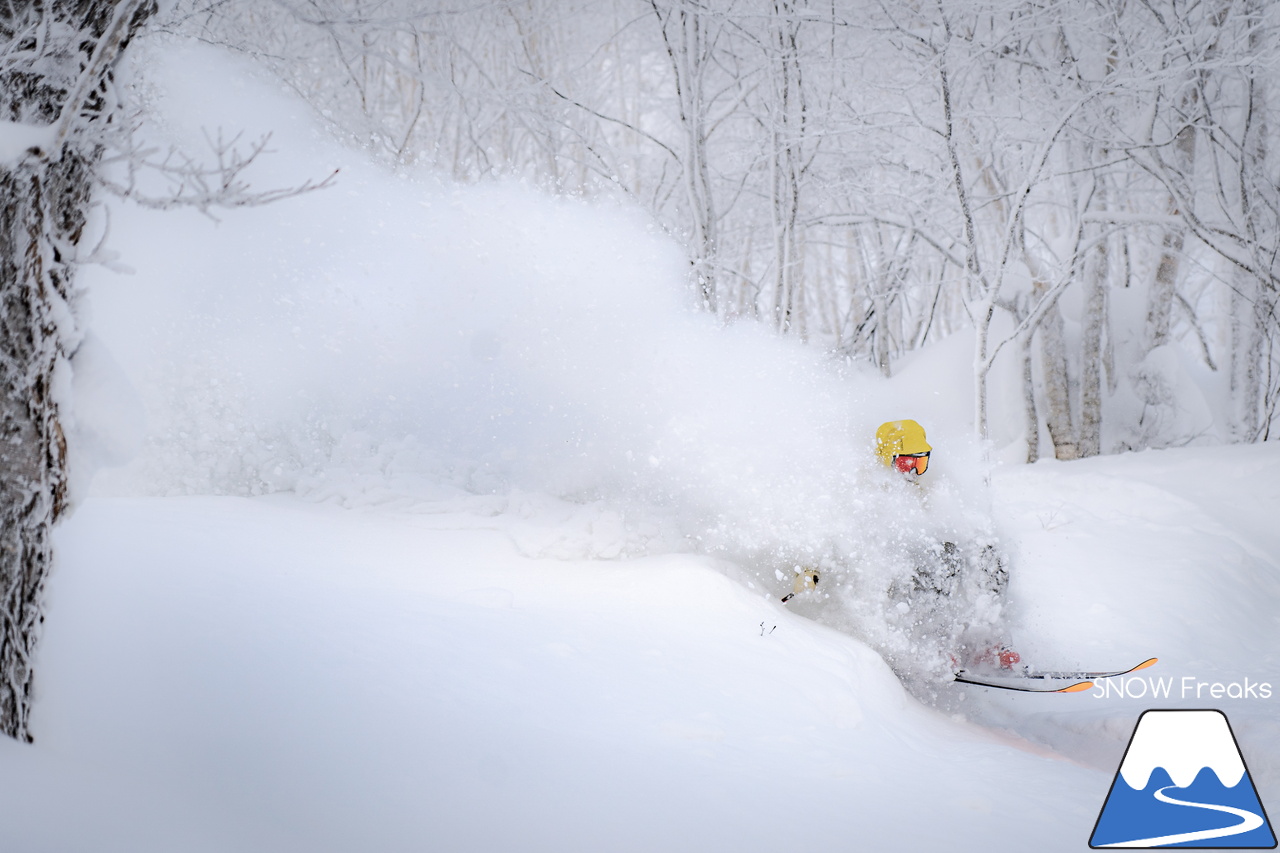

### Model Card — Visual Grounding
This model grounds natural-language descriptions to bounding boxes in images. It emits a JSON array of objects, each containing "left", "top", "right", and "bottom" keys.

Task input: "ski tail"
[{"left": 1054, "top": 681, "right": 1096, "bottom": 694}]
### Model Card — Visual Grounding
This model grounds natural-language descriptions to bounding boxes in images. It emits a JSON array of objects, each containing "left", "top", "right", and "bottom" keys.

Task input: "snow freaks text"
[{"left": 1091, "top": 676, "right": 1273, "bottom": 701}]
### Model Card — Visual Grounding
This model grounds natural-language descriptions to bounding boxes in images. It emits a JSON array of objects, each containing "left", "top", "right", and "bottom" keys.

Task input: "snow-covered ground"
[
  {"left": 5, "top": 35, "right": 1277, "bottom": 852},
  {"left": 13, "top": 443, "right": 1280, "bottom": 852},
  {"left": 19, "top": 494, "right": 1086, "bottom": 852}
]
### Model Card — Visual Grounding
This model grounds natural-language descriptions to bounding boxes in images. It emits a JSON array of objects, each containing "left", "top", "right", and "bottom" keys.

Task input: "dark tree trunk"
[{"left": 0, "top": 0, "right": 153, "bottom": 742}]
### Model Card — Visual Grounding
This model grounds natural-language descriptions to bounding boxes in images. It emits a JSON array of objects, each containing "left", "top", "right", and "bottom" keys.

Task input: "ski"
[
  {"left": 953, "top": 658, "right": 1158, "bottom": 694},
  {"left": 1003, "top": 657, "right": 1159, "bottom": 682},
  {"left": 952, "top": 672, "right": 1096, "bottom": 693}
]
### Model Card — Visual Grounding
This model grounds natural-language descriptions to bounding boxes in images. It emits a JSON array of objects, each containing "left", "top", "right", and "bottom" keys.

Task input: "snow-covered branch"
[{"left": 95, "top": 126, "right": 338, "bottom": 216}]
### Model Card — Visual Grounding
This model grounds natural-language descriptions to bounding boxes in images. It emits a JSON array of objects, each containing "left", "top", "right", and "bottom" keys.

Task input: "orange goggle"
[{"left": 893, "top": 452, "right": 930, "bottom": 475}]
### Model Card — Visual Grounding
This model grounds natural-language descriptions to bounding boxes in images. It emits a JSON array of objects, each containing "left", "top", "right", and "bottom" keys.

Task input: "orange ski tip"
[
  {"left": 1059, "top": 681, "right": 1095, "bottom": 693},
  {"left": 1133, "top": 657, "right": 1158, "bottom": 671}
]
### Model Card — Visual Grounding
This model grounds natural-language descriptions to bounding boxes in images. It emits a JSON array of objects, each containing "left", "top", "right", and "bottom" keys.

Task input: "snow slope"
[
  {"left": 24, "top": 495, "right": 1104, "bottom": 853},
  {"left": 17, "top": 441, "right": 1280, "bottom": 853},
  {"left": 5, "top": 32, "right": 1277, "bottom": 853},
  {"left": 976, "top": 444, "right": 1280, "bottom": 790}
]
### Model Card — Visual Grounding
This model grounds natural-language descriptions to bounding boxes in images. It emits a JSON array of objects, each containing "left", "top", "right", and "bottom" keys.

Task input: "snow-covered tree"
[
  {"left": 0, "top": 0, "right": 331, "bottom": 743},
  {"left": 170, "top": 0, "right": 1280, "bottom": 448},
  {"left": 0, "top": 0, "right": 155, "bottom": 743}
]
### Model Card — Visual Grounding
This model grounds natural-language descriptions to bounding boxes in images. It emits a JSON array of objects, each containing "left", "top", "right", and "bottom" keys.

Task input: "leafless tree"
[{"left": 167, "top": 0, "right": 1280, "bottom": 449}]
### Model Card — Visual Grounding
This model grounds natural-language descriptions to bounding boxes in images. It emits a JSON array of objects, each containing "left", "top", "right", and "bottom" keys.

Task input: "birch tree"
[
  {"left": 870, "top": 0, "right": 1106, "bottom": 440},
  {"left": 649, "top": 0, "right": 730, "bottom": 312},
  {"left": 1117, "top": 0, "right": 1280, "bottom": 441}
]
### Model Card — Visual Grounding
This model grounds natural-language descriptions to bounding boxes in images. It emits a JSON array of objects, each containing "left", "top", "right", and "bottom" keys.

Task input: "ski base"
[
  {"left": 953, "top": 673, "right": 1095, "bottom": 693},
  {"left": 954, "top": 657, "right": 1157, "bottom": 694}
]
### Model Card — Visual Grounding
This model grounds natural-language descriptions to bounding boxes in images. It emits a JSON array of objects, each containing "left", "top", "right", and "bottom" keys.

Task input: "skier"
[
  {"left": 782, "top": 419, "right": 939, "bottom": 606},
  {"left": 875, "top": 419, "right": 1020, "bottom": 671}
]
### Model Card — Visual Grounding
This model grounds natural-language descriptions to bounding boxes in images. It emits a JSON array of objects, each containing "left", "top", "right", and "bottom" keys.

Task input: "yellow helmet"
[{"left": 875, "top": 419, "right": 932, "bottom": 475}]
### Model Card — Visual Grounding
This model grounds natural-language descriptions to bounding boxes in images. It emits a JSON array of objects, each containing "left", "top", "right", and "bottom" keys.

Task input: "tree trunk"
[
  {"left": 651, "top": 1, "right": 720, "bottom": 312},
  {"left": 0, "top": 162, "right": 78, "bottom": 743},
  {"left": 1078, "top": 220, "right": 1109, "bottom": 458},
  {"left": 1036, "top": 296, "right": 1077, "bottom": 460},
  {"left": 1229, "top": 268, "right": 1263, "bottom": 441},
  {"left": 1145, "top": 228, "right": 1184, "bottom": 351},
  {"left": 973, "top": 299, "right": 995, "bottom": 440},
  {"left": 0, "top": 0, "right": 154, "bottom": 742},
  {"left": 1020, "top": 329, "right": 1039, "bottom": 462},
  {"left": 1145, "top": 110, "right": 1197, "bottom": 352},
  {"left": 769, "top": 0, "right": 807, "bottom": 340}
]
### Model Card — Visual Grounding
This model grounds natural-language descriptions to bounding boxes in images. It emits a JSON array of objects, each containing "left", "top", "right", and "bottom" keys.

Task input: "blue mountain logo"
[{"left": 1091, "top": 710, "right": 1276, "bottom": 848}]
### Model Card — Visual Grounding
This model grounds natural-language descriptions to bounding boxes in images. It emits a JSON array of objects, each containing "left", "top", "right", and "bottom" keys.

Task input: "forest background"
[
  {"left": 176, "top": 0, "right": 1280, "bottom": 458},
  {"left": 0, "top": 0, "right": 1277, "bottom": 750}
]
